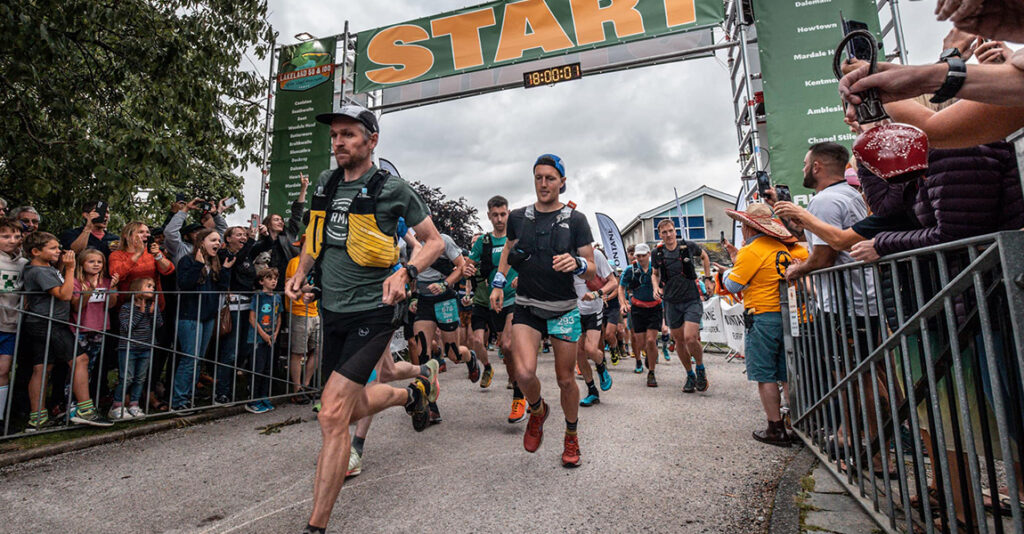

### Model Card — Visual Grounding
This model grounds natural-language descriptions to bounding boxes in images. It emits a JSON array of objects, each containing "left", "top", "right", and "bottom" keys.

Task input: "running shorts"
[
  {"left": 602, "top": 306, "right": 621, "bottom": 326},
  {"left": 24, "top": 320, "right": 76, "bottom": 365},
  {"left": 470, "top": 304, "right": 512, "bottom": 334},
  {"left": 512, "top": 304, "right": 582, "bottom": 343},
  {"left": 664, "top": 298, "right": 702, "bottom": 329},
  {"left": 630, "top": 305, "right": 663, "bottom": 334},
  {"left": 415, "top": 294, "right": 460, "bottom": 332},
  {"left": 322, "top": 307, "right": 395, "bottom": 385},
  {"left": 581, "top": 311, "right": 602, "bottom": 333}
]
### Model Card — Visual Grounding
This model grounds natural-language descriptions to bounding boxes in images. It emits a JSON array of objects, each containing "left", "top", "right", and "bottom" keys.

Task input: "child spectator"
[
  {"left": 171, "top": 229, "right": 233, "bottom": 411},
  {"left": 110, "top": 278, "right": 162, "bottom": 420},
  {"left": 246, "top": 268, "right": 280, "bottom": 414},
  {"left": 21, "top": 232, "right": 111, "bottom": 430},
  {"left": 285, "top": 251, "right": 319, "bottom": 403},
  {"left": 0, "top": 218, "right": 27, "bottom": 423},
  {"left": 70, "top": 248, "right": 118, "bottom": 374}
]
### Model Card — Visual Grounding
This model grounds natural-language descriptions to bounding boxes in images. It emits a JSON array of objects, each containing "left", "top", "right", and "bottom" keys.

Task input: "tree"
[
  {"left": 0, "top": 0, "right": 274, "bottom": 232},
  {"left": 409, "top": 181, "right": 480, "bottom": 250}
]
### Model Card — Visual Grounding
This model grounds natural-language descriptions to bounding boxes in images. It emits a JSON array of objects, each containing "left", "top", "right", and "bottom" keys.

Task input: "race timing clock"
[{"left": 523, "top": 63, "right": 583, "bottom": 88}]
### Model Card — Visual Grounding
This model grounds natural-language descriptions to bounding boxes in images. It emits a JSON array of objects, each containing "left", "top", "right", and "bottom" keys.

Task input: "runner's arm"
[{"left": 446, "top": 255, "right": 466, "bottom": 288}]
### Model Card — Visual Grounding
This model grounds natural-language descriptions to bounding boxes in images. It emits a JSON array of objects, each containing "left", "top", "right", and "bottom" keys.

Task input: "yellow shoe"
[
  {"left": 480, "top": 365, "right": 493, "bottom": 388},
  {"left": 508, "top": 398, "right": 527, "bottom": 423}
]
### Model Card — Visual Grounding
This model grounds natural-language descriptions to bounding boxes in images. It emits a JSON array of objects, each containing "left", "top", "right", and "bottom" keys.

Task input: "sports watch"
[
  {"left": 404, "top": 264, "right": 419, "bottom": 282},
  {"left": 930, "top": 50, "right": 966, "bottom": 104}
]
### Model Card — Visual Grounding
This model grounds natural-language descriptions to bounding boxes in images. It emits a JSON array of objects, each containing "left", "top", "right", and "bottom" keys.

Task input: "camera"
[
  {"left": 200, "top": 202, "right": 214, "bottom": 212},
  {"left": 775, "top": 184, "right": 792, "bottom": 203},
  {"left": 755, "top": 171, "right": 772, "bottom": 199},
  {"left": 92, "top": 201, "right": 108, "bottom": 225}
]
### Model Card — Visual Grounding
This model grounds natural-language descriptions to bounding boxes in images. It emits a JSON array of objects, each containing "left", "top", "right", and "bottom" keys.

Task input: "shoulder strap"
[
  {"left": 365, "top": 169, "right": 391, "bottom": 198},
  {"left": 525, "top": 205, "right": 535, "bottom": 220},
  {"left": 321, "top": 167, "right": 346, "bottom": 208}
]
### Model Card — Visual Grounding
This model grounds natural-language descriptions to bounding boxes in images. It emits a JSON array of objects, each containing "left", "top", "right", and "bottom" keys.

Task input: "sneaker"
[
  {"left": 214, "top": 394, "right": 231, "bottom": 405},
  {"left": 647, "top": 370, "right": 658, "bottom": 388},
  {"left": 245, "top": 401, "right": 270, "bottom": 414},
  {"left": 634, "top": 359, "right": 643, "bottom": 374},
  {"left": 506, "top": 377, "right": 514, "bottom": 390},
  {"left": 71, "top": 407, "right": 113, "bottom": 427},
  {"left": 695, "top": 367, "right": 709, "bottom": 392},
  {"left": 172, "top": 403, "right": 196, "bottom": 416},
  {"left": 508, "top": 398, "right": 527, "bottom": 423},
  {"left": 480, "top": 365, "right": 493, "bottom": 388},
  {"left": 610, "top": 349, "right": 619, "bottom": 365},
  {"left": 312, "top": 401, "right": 322, "bottom": 413},
  {"left": 669, "top": 342, "right": 676, "bottom": 353},
  {"left": 466, "top": 351, "right": 481, "bottom": 383},
  {"left": 663, "top": 348, "right": 670, "bottom": 362},
  {"left": 438, "top": 361, "right": 447, "bottom": 373},
  {"left": 25, "top": 417, "right": 56, "bottom": 432},
  {"left": 542, "top": 343, "right": 551, "bottom": 354},
  {"left": 423, "top": 359, "right": 440, "bottom": 403},
  {"left": 428, "top": 402, "right": 442, "bottom": 424},
  {"left": 108, "top": 406, "right": 130, "bottom": 420},
  {"left": 127, "top": 406, "right": 145, "bottom": 418},
  {"left": 598, "top": 365, "right": 612, "bottom": 392},
  {"left": 405, "top": 378, "right": 430, "bottom": 432},
  {"left": 562, "top": 432, "right": 581, "bottom": 467},
  {"left": 523, "top": 401, "right": 549, "bottom": 453},
  {"left": 579, "top": 394, "right": 600, "bottom": 407},
  {"left": 683, "top": 374, "right": 696, "bottom": 393},
  {"left": 261, "top": 400, "right": 276, "bottom": 412},
  {"left": 346, "top": 446, "right": 362, "bottom": 478}
]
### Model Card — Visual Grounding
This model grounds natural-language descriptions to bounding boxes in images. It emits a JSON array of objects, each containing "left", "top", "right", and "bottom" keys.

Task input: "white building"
[{"left": 620, "top": 186, "right": 737, "bottom": 248}]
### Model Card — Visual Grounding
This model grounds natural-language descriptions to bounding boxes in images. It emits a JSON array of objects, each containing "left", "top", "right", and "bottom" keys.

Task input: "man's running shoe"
[
  {"left": 598, "top": 365, "right": 612, "bottom": 392},
  {"left": 683, "top": 374, "right": 696, "bottom": 393},
  {"left": 579, "top": 394, "right": 600, "bottom": 407},
  {"left": 647, "top": 370, "right": 658, "bottom": 388},
  {"left": 424, "top": 359, "right": 440, "bottom": 403},
  {"left": 695, "top": 367, "right": 709, "bottom": 392},
  {"left": 480, "top": 365, "right": 493, "bottom": 388},
  {"left": 562, "top": 432, "right": 581, "bottom": 467},
  {"left": 508, "top": 398, "right": 527, "bottom": 423},
  {"left": 634, "top": 359, "right": 643, "bottom": 374},
  {"left": 71, "top": 407, "right": 113, "bottom": 427},
  {"left": 438, "top": 360, "right": 447, "bottom": 373},
  {"left": 466, "top": 351, "right": 481, "bottom": 383},
  {"left": 523, "top": 401, "right": 549, "bottom": 452},
  {"left": 346, "top": 446, "right": 362, "bottom": 478},
  {"left": 663, "top": 347, "right": 670, "bottom": 361},
  {"left": 312, "top": 401, "right": 321, "bottom": 413},
  {"left": 245, "top": 401, "right": 270, "bottom": 414},
  {"left": 406, "top": 377, "right": 430, "bottom": 432},
  {"left": 669, "top": 342, "right": 676, "bottom": 353},
  {"left": 610, "top": 349, "right": 619, "bottom": 365},
  {"left": 428, "top": 402, "right": 442, "bottom": 425}
]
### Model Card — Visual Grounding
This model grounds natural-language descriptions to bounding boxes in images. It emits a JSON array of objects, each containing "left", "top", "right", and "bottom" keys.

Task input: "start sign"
[{"left": 354, "top": 0, "right": 723, "bottom": 94}]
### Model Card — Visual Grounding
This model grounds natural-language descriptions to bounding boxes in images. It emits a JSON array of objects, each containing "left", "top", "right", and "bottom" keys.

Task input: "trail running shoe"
[
  {"left": 428, "top": 402, "right": 442, "bottom": 425},
  {"left": 508, "top": 398, "right": 527, "bottom": 423},
  {"left": 245, "top": 401, "right": 270, "bottom": 414},
  {"left": 610, "top": 349, "right": 619, "bottom": 365},
  {"left": 523, "top": 401, "right": 549, "bottom": 452},
  {"left": 346, "top": 446, "right": 362, "bottom": 478},
  {"left": 406, "top": 378, "right": 430, "bottom": 432},
  {"left": 695, "top": 367, "right": 709, "bottom": 392},
  {"left": 683, "top": 374, "right": 696, "bottom": 393},
  {"left": 663, "top": 347, "right": 670, "bottom": 361},
  {"left": 424, "top": 359, "right": 440, "bottom": 403},
  {"left": 312, "top": 401, "right": 322, "bottom": 413},
  {"left": 439, "top": 361, "right": 447, "bottom": 373},
  {"left": 467, "top": 351, "right": 481, "bottom": 383},
  {"left": 598, "top": 365, "right": 612, "bottom": 392},
  {"left": 562, "top": 432, "right": 581, "bottom": 467},
  {"left": 72, "top": 407, "right": 113, "bottom": 427},
  {"left": 634, "top": 359, "right": 643, "bottom": 374},
  {"left": 647, "top": 371, "right": 658, "bottom": 388},
  {"left": 579, "top": 394, "right": 600, "bottom": 407},
  {"left": 480, "top": 365, "right": 493, "bottom": 388}
]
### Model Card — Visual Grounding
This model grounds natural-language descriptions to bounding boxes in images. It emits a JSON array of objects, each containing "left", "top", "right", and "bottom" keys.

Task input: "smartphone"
[
  {"left": 145, "top": 235, "right": 155, "bottom": 250},
  {"left": 840, "top": 16, "right": 873, "bottom": 60},
  {"left": 776, "top": 184, "right": 792, "bottom": 203},
  {"left": 755, "top": 171, "right": 772, "bottom": 199},
  {"left": 93, "top": 201, "right": 108, "bottom": 224},
  {"left": 224, "top": 197, "right": 238, "bottom": 209},
  {"left": 720, "top": 231, "right": 727, "bottom": 245},
  {"left": 250, "top": 214, "right": 260, "bottom": 230}
]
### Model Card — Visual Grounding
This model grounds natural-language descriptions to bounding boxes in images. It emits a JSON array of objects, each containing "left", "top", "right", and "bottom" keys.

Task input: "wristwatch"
[
  {"left": 930, "top": 54, "right": 966, "bottom": 104},
  {"left": 404, "top": 264, "right": 419, "bottom": 281}
]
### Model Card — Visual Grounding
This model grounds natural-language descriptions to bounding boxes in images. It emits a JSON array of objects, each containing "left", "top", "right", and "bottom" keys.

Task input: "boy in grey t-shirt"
[{"left": 0, "top": 218, "right": 27, "bottom": 422}]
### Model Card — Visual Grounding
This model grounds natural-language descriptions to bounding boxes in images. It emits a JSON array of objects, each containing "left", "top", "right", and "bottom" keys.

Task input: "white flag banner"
[
  {"left": 700, "top": 296, "right": 727, "bottom": 345},
  {"left": 722, "top": 301, "right": 747, "bottom": 355},
  {"left": 595, "top": 212, "right": 627, "bottom": 270}
]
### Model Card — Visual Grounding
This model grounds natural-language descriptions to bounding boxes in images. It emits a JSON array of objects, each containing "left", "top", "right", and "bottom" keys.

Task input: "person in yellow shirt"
[
  {"left": 716, "top": 203, "right": 808, "bottom": 447},
  {"left": 286, "top": 249, "right": 320, "bottom": 404}
]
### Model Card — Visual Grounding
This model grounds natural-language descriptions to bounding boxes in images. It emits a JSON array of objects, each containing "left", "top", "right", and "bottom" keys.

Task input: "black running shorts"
[
  {"left": 24, "top": 320, "right": 76, "bottom": 365},
  {"left": 581, "top": 312, "right": 602, "bottom": 333},
  {"left": 630, "top": 305, "right": 663, "bottom": 333},
  {"left": 414, "top": 294, "right": 460, "bottom": 332},
  {"left": 470, "top": 304, "right": 512, "bottom": 333},
  {"left": 322, "top": 307, "right": 395, "bottom": 385},
  {"left": 664, "top": 298, "right": 703, "bottom": 329}
]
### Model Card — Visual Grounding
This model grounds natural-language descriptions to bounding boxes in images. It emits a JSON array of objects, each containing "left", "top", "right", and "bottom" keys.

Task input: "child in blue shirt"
[{"left": 246, "top": 268, "right": 281, "bottom": 414}]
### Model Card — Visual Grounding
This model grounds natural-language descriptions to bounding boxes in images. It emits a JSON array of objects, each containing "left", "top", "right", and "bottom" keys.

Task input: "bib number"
[
  {"left": 547, "top": 309, "right": 582, "bottom": 342},
  {"left": 434, "top": 299, "right": 459, "bottom": 325}
]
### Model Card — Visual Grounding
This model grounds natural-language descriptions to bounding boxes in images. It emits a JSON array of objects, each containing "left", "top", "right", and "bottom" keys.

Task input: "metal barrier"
[
  {"left": 0, "top": 289, "right": 324, "bottom": 440},
  {"left": 781, "top": 231, "right": 1024, "bottom": 534}
]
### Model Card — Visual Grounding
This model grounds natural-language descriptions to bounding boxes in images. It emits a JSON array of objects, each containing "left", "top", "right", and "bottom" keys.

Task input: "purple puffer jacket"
[{"left": 860, "top": 141, "right": 1023, "bottom": 256}]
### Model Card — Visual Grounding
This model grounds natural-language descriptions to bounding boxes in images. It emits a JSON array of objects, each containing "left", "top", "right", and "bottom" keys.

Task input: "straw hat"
[{"left": 725, "top": 203, "right": 797, "bottom": 244}]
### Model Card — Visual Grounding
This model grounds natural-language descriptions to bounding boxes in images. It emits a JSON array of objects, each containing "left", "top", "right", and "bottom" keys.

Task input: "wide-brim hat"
[{"left": 726, "top": 203, "right": 797, "bottom": 244}]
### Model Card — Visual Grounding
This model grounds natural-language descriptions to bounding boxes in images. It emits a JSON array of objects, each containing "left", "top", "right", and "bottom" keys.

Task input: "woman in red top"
[{"left": 109, "top": 222, "right": 175, "bottom": 309}]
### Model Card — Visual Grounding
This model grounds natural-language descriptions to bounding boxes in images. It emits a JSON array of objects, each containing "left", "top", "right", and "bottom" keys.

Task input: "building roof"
[{"left": 620, "top": 185, "right": 738, "bottom": 236}]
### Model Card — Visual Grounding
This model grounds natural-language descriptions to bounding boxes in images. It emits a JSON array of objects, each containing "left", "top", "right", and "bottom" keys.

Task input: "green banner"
[
  {"left": 755, "top": 0, "right": 882, "bottom": 203},
  {"left": 354, "top": 0, "right": 723, "bottom": 93},
  {"left": 268, "top": 37, "right": 336, "bottom": 217}
]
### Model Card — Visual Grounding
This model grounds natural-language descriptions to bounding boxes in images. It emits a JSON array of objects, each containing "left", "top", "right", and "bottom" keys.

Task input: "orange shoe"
[
  {"left": 523, "top": 401, "right": 548, "bottom": 453},
  {"left": 562, "top": 432, "right": 581, "bottom": 467},
  {"left": 508, "top": 398, "right": 527, "bottom": 423}
]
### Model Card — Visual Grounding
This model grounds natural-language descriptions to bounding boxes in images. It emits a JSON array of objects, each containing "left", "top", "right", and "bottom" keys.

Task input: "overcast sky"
[{"left": 231, "top": 1, "right": 963, "bottom": 232}]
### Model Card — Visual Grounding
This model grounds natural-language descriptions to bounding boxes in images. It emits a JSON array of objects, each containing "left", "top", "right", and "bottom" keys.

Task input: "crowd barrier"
[
  {"left": 701, "top": 295, "right": 746, "bottom": 358},
  {"left": 0, "top": 289, "right": 324, "bottom": 440},
  {"left": 780, "top": 231, "right": 1024, "bottom": 534}
]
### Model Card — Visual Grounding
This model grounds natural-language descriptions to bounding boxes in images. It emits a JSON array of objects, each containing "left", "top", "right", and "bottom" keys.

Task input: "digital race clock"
[{"left": 523, "top": 63, "right": 583, "bottom": 88}]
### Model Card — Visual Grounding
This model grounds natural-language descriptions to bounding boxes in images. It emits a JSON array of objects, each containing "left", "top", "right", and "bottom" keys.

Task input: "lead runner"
[{"left": 490, "top": 154, "right": 596, "bottom": 467}]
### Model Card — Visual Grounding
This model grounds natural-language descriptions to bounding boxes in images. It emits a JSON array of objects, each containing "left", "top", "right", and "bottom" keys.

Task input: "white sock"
[{"left": 0, "top": 385, "right": 8, "bottom": 421}]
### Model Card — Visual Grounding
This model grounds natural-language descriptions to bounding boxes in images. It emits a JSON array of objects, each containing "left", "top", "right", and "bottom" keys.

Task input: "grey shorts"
[
  {"left": 664, "top": 298, "right": 702, "bottom": 329},
  {"left": 289, "top": 314, "right": 321, "bottom": 354}
]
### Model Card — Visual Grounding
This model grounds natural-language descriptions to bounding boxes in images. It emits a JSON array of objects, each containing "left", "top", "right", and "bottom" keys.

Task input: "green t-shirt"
[
  {"left": 317, "top": 165, "right": 430, "bottom": 313},
  {"left": 469, "top": 233, "right": 516, "bottom": 308}
]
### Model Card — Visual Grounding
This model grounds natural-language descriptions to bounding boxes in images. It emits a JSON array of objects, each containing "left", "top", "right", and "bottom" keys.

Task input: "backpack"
[
  {"left": 652, "top": 242, "right": 698, "bottom": 285},
  {"left": 515, "top": 205, "right": 575, "bottom": 257}
]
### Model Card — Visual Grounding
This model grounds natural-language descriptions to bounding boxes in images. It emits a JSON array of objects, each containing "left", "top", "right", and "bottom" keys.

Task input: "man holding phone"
[{"left": 61, "top": 200, "right": 119, "bottom": 256}]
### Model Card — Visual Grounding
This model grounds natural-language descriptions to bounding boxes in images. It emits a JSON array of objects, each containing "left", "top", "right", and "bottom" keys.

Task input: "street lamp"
[{"left": 294, "top": 32, "right": 316, "bottom": 42}]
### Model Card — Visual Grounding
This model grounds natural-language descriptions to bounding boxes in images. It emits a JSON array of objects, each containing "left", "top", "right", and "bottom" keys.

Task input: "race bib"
[
  {"left": 547, "top": 309, "right": 582, "bottom": 343},
  {"left": 88, "top": 289, "right": 108, "bottom": 304},
  {"left": 434, "top": 299, "right": 459, "bottom": 325}
]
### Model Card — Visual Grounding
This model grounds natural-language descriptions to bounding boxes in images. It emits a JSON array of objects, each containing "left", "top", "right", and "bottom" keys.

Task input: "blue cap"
[{"left": 534, "top": 154, "right": 566, "bottom": 193}]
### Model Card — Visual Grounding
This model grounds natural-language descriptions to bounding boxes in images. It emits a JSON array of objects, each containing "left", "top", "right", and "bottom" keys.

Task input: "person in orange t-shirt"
[
  {"left": 109, "top": 222, "right": 175, "bottom": 310},
  {"left": 285, "top": 249, "right": 319, "bottom": 401}
]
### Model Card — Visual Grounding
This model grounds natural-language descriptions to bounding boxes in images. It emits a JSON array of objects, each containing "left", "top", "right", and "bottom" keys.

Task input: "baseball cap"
[
  {"left": 635, "top": 243, "right": 651, "bottom": 255},
  {"left": 534, "top": 154, "right": 567, "bottom": 193},
  {"left": 315, "top": 104, "right": 379, "bottom": 134}
]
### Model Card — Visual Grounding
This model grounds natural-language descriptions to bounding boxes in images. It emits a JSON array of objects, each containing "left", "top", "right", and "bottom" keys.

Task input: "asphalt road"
[{"left": 0, "top": 348, "right": 798, "bottom": 533}]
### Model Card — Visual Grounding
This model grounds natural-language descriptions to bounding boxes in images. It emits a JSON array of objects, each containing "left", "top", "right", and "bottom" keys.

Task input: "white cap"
[{"left": 635, "top": 243, "right": 651, "bottom": 255}]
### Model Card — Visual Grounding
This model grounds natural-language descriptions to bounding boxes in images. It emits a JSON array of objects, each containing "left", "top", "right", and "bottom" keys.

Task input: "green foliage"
[
  {"left": 0, "top": 0, "right": 275, "bottom": 232},
  {"left": 408, "top": 181, "right": 480, "bottom": 250}
]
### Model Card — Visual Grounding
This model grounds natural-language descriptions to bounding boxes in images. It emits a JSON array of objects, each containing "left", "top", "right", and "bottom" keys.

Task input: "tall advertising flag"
[
  {"left": 595, "top": 213, "right": 627, "bottom": 270},
  {"left": 267, "top": 37, "right": 337, "bottom": 217}
]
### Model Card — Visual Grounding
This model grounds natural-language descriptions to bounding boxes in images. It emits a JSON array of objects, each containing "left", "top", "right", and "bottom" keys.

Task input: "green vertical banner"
[
  {"left": 268, "top": 37, "right": 337, "bottom": 217},
  {"left": 754, "top": 0, "right": 882, "bottom": 202}
]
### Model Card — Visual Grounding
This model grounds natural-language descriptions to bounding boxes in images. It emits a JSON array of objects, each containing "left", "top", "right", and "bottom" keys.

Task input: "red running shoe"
[
  {"left": 523, "top": 401, "right": 549, "bottom": 453},
  {"left": 562, "top": 432, "right": 581, "bottom": 467}
]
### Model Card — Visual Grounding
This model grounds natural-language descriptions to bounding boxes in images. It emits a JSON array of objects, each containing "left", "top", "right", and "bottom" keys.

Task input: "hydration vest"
[
  {"left": 305, "top": 168, "right": 399, "bottom": 269},
  {"left": 653, "top": 242, "right": 698, "bottom": 283},
  {"left": 472, "top": 233, "right": 495, "bottom": 286},
  {"left": 627, "top": 261, "right": 647, "bottom": 291},
  {"left": 516, "top": 204, "right": 575, "bottom": 257}
]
